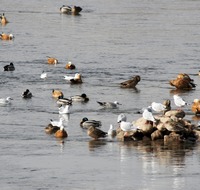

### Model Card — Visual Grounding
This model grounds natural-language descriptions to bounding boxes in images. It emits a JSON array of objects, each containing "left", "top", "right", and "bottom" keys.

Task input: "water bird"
[
  {"left": 119, "top": 121, "right": 138, "bottom": 132},
  {"left": 0, "top": 13, "right": 9, "bottom": 25},
  {"left": 80, "top": 117, "right": 102, "bottom": 129},
  {"left": 0, "top": 33, "right": 14, "bottom": 40},
  {"left": 45, "top": 124, "right": 60, "bottom": 134},
  {"left": 40, "top": 71, "right": 47, "bottom": 79},
  {"left": 173, "top": 94, "right": 188, "bottom": 107},
  {"left": 97, "top": 101, "right": 121, "bottom": 109},
  {"left": 0, "top": 97, "right": 13, "bottom": 105},
  {"left": 47, "top": 57, "right": 58, "bottom": 65},
  {"left": 142, "top": 106, "right": 156, "bottom": 123},
  {"left": 54, "top": 125, "right": 68, "bottom": 138},
  {"left": 58, "top": 104, "right": 71, "bottom": 114},
  {"left": 191, "top": 99, "right": 200, "bottom": 115},
  {"left": 65, "top": 62, "right": 76, "bottom": 70},
  {"left": 4, "top": 62, "right": 15, "bottom": 71},
  {"left": 64, "top": 73, "right": 82, "bottom": 84},
  {"left": 57, "top": 95, "right": 72, "bottom": 105},
  {"left": 22, "top": 89, "right": 32, "bottom": 98},
  {"left": 50, "top": 117, "right": 64, "bottom": 127},
  {"left": 52, "top": 89, "right": 63, "bottom": 99},
  {"left": 151, "top": 102, "right": 166, "bottom": 113},
  {"left": 87, "top": 126, "right": 107, "bottom": 140},
  {"left": 70, "top": 93, "right": 89, "bottom": 102},
  {"left": 117, "top": 113, "right": 127, "bottom": 123},
  {"left": 108, "top": 124, "right": 117, "bottom": 138},
  {"left": 120, "top": 75, "right": 141, "bottom": 88},
  {"left": 60, "top": 5, "right": 82, "bottom": 15}
]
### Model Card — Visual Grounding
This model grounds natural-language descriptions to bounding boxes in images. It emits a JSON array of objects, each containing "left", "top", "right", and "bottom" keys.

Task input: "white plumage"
[
  {"left": 173, "top": 94, "right": 187, "bottom": 107},
  {"left": 151, "top": 102, "right": 166, "bottom": 112},
  {"left": 142, "top": 107, "right": 156, "bottom": 122}
]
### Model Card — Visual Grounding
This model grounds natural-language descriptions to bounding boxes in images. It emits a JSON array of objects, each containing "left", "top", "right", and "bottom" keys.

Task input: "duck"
[
  {"left": 0, "top": 13, "right": 8, "bottom": 25},
  {"left": 54, "top": 125, "right": 68, "bottom": 138},
  {"left": 64, "top": 73, "right": 83, "bottom": 84},
  {"left": 47, "top": 57, "right": 58, "bottom": 65},
  {"left": 169, "top": 73, "right": 196, "bottom": 90},
  {"left": 70, "top": 93, "right": 89, "bottom": 102},
  {"left": 173, "top": 94, "right": 188, "bottom": 107},
  {"left": 22, "top": 89, "right": 32, "bottom": 98},
  {"left": 162, "top": 99, "right": 171, "bottom": 114},
  {"left": 52, "top": 89, "right": 63, "bottom": 99},
  {"left": 0, "top": 33, "right": 14, "bottom": 40},
  {"left": 120, "top": 75, "right": 141, "bottom": 88},
  {"left": 0, "top": 97, "right": 13, "bottom": 105},
  {"left": 65, "top": 62, "right": 76, "bottom": 70},
  {"left": 80, "top": 117, "right": 102, "bottom": 129},
  {"left": 60, "top": 5, "right": 82, "bottom": 15},
  {"left": 87, "top": 126, "right": 107, "bottom": 140},
  {"left": 4, "top": 62, "right": 15, "bottom": 71},
  {"left": 57, "top": 95, "right": 72, "bottom": 106},
  {"left": 97, "top": 101, "right": 121, "bottom": 109},
  {"left": 45, "top": 124, "right": 60, "bottom": 134},
  {"left": 191, "top": 99, "right": 200, "bottom": 115}
]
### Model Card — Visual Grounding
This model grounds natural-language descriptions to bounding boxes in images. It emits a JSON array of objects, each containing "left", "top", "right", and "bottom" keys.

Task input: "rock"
[
  {"left": 151, "top": 130, "right": 163, "bottom": 141},
  {"left": 165, "top": 110, "right": 185, "bottom": 118}
]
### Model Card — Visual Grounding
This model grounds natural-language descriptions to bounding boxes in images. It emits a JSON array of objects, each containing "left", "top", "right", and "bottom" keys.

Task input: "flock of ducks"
[{"left": 1, "top": 10, "right": 200, "bottom": 142}]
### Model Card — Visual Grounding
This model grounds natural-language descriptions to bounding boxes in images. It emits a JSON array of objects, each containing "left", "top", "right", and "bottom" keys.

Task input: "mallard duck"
[
  {"left": 97, "top": 101, "right": 121, "bottom": 109},
  {"left": 52, "top": 89, "right": 63, "bottom": 98},
  {"left": 0, "top": 13, "right": 8, "bottom": 25},
  {"left": 120, "top": 75, "right": 141, "bottom": 88},
  {"left": 65, "top": 62, "right": 76, "bottom": 70},
  {"left": 47, "top": 57, "right": 58, "bottom": 65},
  {"left": 87, "top": 126, "right": 107, "bottom": 140},
  {"left": 22, "top": 89, "right": 32, "bottom": 98},
  {"left": 191, "top": 99, "right": 200, "bottom": 115},
  {"left": 80, "top": 117, "right": 101, "bottom": 129},
  {"left": 54, "top": 125, "right": 68, "bottom": 138},
  {"left": 70, "top": 93, "right": 89, "bottom": 102},
  {"left": 4, "top": 62, "right": 15, "bottom": 71},
  {"left": 60, "top": 5, "right": 82, "bottom": 15},
  {"left": 57, "top": 95, "right": 72, "bottom": 105},
  {"left": 0, "top": 33, "right": 14, "bottom": 40}
]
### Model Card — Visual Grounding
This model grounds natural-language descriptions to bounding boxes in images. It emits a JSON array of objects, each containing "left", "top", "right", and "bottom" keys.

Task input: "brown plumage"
[
  {"left": 47, "top": 57, "right": 58, "bottom": 64},
  {"left": 87, "top": 126, "right": 107, "bottom": 140},
  {"left": 0, "top": 33, "right": 14, "bottom": 40},
  {"left": 52, "top": 89, "right": 63, "bottom": 98},
  {"left": 169, "top": 78, "right": 195, "bottom": 89},
  {"left": 120, "top": 75, "right": 141, "bottom": 88},
  {"left": 0, "top": 13, "right": 8, "bottom": 25},
  {"left": 191, "top": 99, "right": 200, "bottom": 115},
  {"left": 70, "top": 73, "right": 82, "bottom": 84},
  {"left": 54, "top": 126, "right": 68, "bottom": 138},
  {"left": 45, "top": 124, "right": 60, "bottom": 134},
  {"left": 65, "top": 62, "right": 76, "bottom": 70}
]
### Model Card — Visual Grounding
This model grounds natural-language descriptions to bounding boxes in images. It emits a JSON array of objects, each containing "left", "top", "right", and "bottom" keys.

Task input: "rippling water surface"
[{"left": 1, "top": 0, "right": 200, "bottom": 189}]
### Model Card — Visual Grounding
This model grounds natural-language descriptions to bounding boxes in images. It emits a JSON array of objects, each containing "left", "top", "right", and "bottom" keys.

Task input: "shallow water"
[{"left": 1, "top": 0, "right": 200, "bottom": 189}]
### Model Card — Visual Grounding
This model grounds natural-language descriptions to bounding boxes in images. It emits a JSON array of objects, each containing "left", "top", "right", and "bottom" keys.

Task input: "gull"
[
  {"left": 117, "top": 113, "right": 127, "bottom": 123},
  {"left": 120, "top": 121, "right": 138, "bottom": 132},
  {"left": 142, "top": 106, "right": 156, "bottom": 122},
  {"left": 50, "top": 117, "right": 64, "bottom": 127},
  {"left": 40, "top": 71, "right": 47, "bottom": 79},
  {"left": 173, "top": 94, "right": 188, "bottom": 107},
  {"left": 58, "top": 104, "right": 71, "bottom": 114},
  {"left": 151, "top": 102, "right": 166, "bottom": 112},
  {"left": 108, "top": 124, "right": 117, "bottom": 138},
  {"left": 0, "top": 97, "right": 13, "bottom": 105},
  {"left": 97, "top": 101, "right": 121, "bottom": 109}
]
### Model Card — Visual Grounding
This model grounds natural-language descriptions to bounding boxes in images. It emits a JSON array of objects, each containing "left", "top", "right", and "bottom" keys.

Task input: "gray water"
[{"left": 1, "top": 0, "right": 200, "bottom": 189}]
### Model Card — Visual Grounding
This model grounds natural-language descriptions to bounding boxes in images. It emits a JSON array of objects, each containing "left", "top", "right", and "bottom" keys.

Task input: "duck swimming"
[
  {"left": 0, "top": 13, "right": 8, "bottom": 25},
  {"left": 70, "top": 93, "right": 89, "bottom": 102},
  {"left": 120, "top": 75, "right": 141, "bottom": 88},
  {"left": 22, "top": 89, "right": 32, "bottom": 98},
  {"left": 0, "top": 33, "right": 14, "bottom": 40},
  {"left": 52, "top": 89, "right": 63, "bottom": 99},
  {"left": 65, "top": 62, "right": 76, "bottom": 70},
  {"left": 80, "top": 117, "right": 102, "bottom": 129},
  {"left": 4, "top": 62, "right": 15, "bottom": 71},
  {"left": 0, "top": 97, "right": 13, "bottom": 105},
  {"left": 64, "top": 73, "right": 82, "bottom": 84},
  {"left": 60, "top": 5, "right": 82, "bottom": 15},
  {"left": 47, "top": 57, "right": 58, "bottom": 65},
  {"left": 97, "top": 101, "right": 121, "bottom": 109},
  {"left": 87, "top": 126, "right": 107, "bottom": 140},
  {"left": 54, "top": 125, "right": 68, "bottom": 138},
  {"left": 57, "top": 95, "right": 72, "bottom": 106},
  {"left": 45, "top": 124, "right": 60, "bottom": 134},
  {"left": 191, "top": 99, "right": 200, "bottom": 115}
]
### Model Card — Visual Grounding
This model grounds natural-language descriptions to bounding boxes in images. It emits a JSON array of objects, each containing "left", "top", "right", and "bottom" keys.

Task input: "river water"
[{"left": 1, "top": 0, "right": 200, "bottom": 189}]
